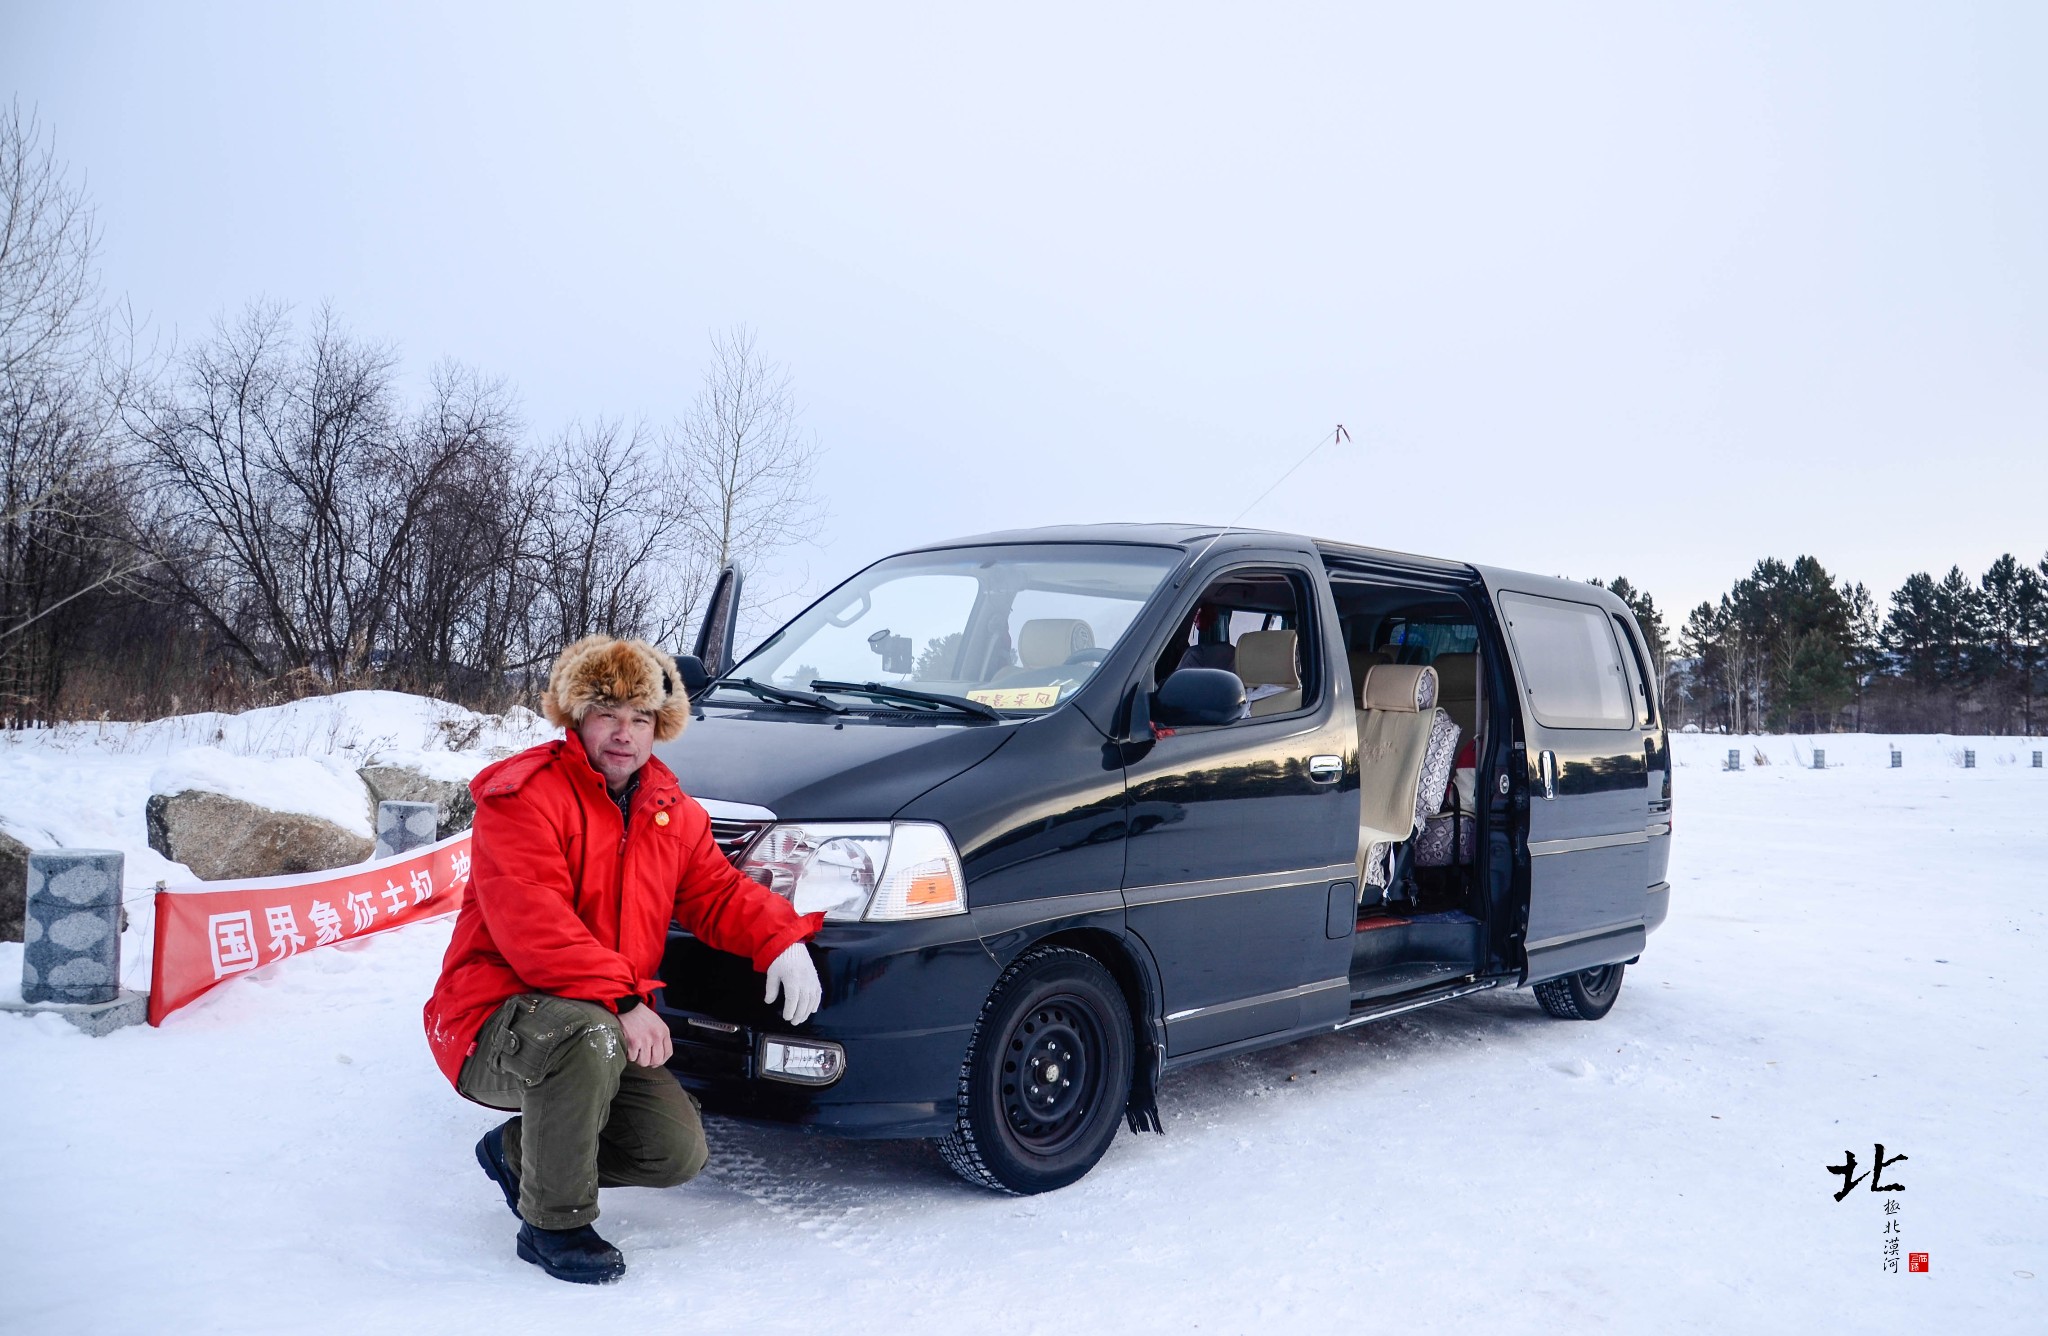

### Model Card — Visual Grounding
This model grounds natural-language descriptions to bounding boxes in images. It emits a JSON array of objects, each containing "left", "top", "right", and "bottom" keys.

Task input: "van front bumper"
[{"left": 655, "top": 916, "right": 1000, "bottom": 1139}]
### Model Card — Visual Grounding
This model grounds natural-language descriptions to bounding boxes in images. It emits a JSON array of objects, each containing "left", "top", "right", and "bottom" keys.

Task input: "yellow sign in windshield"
[{"left": 966, "top": 684, "right": 1067, "bottom": 711}]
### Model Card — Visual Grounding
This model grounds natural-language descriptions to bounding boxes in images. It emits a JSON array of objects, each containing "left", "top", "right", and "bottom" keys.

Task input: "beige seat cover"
[
  {"left": 1237, "top": 629, "right": 1302, "bottom": 717},
  {"left": 1016, "top": 618, "right": 1093, "bottom": 669}
]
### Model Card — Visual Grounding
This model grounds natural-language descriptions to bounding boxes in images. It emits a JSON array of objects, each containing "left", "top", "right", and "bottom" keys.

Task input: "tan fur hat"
[{"left": 540, "top": 635, "right": 689, "bottom": 742}]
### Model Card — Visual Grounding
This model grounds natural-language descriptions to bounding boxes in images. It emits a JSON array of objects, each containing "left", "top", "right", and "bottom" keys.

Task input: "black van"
[{"left": 655, "top": 524, "right": 1672, "bottom": 1194}]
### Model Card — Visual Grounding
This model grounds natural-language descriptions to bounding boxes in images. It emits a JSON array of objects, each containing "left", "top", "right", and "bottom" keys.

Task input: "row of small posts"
[
  {"left": 3, "top": 800, "right": 439, "bottom": 1036},
  {"left": 1724, "top": 748, "right": 2044, "bottom": 771}
]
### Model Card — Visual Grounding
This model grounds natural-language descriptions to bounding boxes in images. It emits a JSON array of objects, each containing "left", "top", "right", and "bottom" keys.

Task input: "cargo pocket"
[{"left": 490, "top": 995, "right": 607, "bottom": 1087}]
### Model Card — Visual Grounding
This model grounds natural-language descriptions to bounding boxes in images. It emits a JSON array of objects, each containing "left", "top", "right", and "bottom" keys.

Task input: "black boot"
[
  {"left": 474, "top": 1122, "right": 521, "bottom": 1218},
  {"left": 516, "top": 1222, "right": 626, "bottom": 1284}
]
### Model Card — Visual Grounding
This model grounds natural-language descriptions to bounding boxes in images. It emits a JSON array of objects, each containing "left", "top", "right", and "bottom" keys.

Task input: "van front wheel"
[
  {"left": 938, "top": 946, "right": 1133, "bottom": 1195},
  {"left": 1534, "top": 963, "right": 1625, "bottom": 1020}
]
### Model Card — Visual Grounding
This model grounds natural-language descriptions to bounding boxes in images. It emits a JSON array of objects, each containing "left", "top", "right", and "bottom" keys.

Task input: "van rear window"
[{"left": 1497, "top": 592, "right": 1634, "bottom": 730}]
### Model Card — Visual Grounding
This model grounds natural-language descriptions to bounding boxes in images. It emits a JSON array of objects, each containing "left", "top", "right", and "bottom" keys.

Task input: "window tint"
[
  {"left": 1497, "top": 592, "right": 1633, "bottom": 730},
  {"left": 1612, "top": 613, "right": 1655, "bottom": 726}
]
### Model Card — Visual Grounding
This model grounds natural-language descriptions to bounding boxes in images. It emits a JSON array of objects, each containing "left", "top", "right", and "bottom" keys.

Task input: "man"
[{"left": 424, "top": 634, "right": 823, "bottom": 1284}]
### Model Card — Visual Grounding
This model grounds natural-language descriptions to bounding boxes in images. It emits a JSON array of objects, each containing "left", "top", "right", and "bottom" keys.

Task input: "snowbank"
[{"left": 1673, "top": 731, "right": 2047, "bottom": 771}]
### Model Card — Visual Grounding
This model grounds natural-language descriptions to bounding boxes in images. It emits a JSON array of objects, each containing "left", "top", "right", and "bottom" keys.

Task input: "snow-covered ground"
[{"left": 2, "top": 712, "right": 2043, "bottom": 1331}]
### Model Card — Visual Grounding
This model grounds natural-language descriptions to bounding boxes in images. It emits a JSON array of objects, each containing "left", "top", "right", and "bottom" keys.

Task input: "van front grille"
[{"left": 708, "top": 818, "right": 771, "bottom": 866}]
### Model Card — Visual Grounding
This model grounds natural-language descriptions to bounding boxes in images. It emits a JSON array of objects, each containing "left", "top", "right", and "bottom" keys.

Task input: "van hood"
[{"left": 653, "top": 708, "right": 1017, "bottom": 821}]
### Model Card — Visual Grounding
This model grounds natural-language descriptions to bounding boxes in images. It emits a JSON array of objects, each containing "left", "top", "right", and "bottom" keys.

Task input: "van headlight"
[{"left": 739, "top": 821, "right": 967, "bottom": 922}]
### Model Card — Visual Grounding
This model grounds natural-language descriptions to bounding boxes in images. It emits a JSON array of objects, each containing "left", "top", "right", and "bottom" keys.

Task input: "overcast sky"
[{"left": 5, "top": 2, "right": 2044, "bottom": 626}]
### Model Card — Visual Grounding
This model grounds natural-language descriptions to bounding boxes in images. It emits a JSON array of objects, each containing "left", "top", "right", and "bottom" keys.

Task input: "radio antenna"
[{"left": 1177, "top": 424, "right": 1350, "bottom": 584}]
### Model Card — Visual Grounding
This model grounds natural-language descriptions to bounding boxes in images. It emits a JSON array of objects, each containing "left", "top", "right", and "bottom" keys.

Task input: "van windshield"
[{"left": 732, "top": 544, "right": 1182, "bottom": 715}]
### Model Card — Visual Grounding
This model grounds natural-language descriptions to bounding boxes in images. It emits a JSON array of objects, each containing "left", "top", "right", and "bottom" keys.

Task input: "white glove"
[{"left": 763, "top": 943, "right": 822, "bottom": 1025}]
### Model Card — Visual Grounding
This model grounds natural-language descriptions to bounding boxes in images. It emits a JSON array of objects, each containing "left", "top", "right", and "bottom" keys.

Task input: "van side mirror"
[
  {"left": 1152, "top": 668, "right": 1247, "bottom": 727},
  {"left": 675, "top": 654, "right": 713, "bottom": 699}
]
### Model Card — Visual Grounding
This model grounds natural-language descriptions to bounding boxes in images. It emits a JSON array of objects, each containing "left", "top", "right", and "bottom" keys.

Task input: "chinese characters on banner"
[
  {"left": 149, "top": 833, "right": 472, "bottom": 1024},
  {"left": 1827, "top": 1143, "right": 1915, "bottom": 1274}
]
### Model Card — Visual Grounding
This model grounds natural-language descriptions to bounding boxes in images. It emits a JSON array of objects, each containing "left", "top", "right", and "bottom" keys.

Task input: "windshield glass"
[{"left": 731, "top": 543, "right": 1182, "bottom": 714}]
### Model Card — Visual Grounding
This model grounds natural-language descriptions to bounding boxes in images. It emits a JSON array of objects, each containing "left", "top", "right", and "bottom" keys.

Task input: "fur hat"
[{"left": 541, "top": 635, "right": 689, "bottom": 742}]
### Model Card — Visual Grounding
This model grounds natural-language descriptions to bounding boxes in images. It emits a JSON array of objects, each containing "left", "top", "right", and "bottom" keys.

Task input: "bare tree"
[
  {"left": 666, "top": 326, "right": 823, "bottom": 636},
  {"left": 536, "top": 418, "right": 693, "bottom": 648},
  {"left": 0, "top": 103, "right": 145, "bottom": 720},
  {"left": 130, "top": 303, "right": 515, "bottom": 684}
]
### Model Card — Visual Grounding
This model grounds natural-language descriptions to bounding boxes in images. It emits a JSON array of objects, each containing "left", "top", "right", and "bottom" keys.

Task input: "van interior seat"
[
  {"left": 1431, "top": 651, "right": 1480, "bottom": 814},
  {"left": 1347, "top": 648, "right": 1392, "bottom": 704},
  {"left": 1355, "top": 664, "right": 1461, "bottom": 892},
  {"left": 1003, "top": 618, "right": 1093, "bottom": 678},
  {"left": 1236, "top": 629, "right": 1301, "bottom": 717}
]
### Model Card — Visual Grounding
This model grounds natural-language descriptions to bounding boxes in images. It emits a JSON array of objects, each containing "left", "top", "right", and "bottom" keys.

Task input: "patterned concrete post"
[
  {"left": 1812, "top": 749, "right": 1826, "bottom": 770},
  {"left": 374, "top": 800, "right": 438, "bottom": 860},
  {"left": 1963, "top": 749, "right": 1976, "bottom": 769},
  {"left": 1891, "top": 749, "right": 1902, "bottom": 769},
  {"left": 2034, "top": 750, "right": 2042, "bottom": 769},
  {"left": 4, "top": 849, "right": 146, "bottom": 1034}
]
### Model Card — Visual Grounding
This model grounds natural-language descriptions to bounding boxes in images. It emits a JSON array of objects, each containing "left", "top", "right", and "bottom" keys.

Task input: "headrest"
[
  {"left": 1018, "top": 618, "right": 1093, "bottom": 669},
  {"left": 1432, "top": 652, "right": 1477, "bottom": 700},
  {"left": 1363, "top": 663, "right": 1437, "bottom": 712},
  {"left": 1236, "top": 629, "right": 1299, "bottom": 687},
  {"left": 1347, "top": 648, "right": 1392, "bottom": 705}
]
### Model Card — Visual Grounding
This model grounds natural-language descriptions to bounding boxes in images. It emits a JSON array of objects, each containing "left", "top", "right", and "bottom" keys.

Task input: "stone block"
[
  {"left": 0, "top": 988, "right": 148, "bottom": 1036},
  {"left": 374, "top": 800, "right": 439, "bottom": 859},
  {"left": 358, "top": 764, "right": 475, "bottom": 839},
  {"left": 22, "top": 848, "right": 123, "bottom": 1005}
]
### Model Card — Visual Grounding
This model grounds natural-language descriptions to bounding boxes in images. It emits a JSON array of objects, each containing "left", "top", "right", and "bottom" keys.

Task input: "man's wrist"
[{"left": 616, "top": 994, "right": 642, "bottom": 1015}]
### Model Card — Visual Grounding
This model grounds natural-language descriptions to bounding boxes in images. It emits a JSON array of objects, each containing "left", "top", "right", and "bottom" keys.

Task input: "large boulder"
[
  {"left": 146, "top": 791, "right": 373, "bottom": 881},
  {"left": 1, "top": 829, "right": 26, "bottom": 942},
  {"left": 357, "top": 764, "right": 476, "bottom": 840}
]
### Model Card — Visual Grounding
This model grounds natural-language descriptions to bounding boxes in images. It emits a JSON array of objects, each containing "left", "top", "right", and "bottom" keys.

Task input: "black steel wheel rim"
[
  {"left": 1579, "top": 965, "right": 1620, "bottom": 999},
  {"left": 997, "top": 992, "right": 1104, "bottom": 1156}
]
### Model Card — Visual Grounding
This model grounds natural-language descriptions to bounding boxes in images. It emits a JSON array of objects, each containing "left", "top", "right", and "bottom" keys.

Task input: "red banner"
[{"left": 148, "top": 831, "right": 472, "bottom": 1025}]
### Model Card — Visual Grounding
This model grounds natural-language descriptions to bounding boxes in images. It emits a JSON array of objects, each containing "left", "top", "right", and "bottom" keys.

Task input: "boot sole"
[{"left": 516, "top": 1234, "right": 625, "bottom": 1285}]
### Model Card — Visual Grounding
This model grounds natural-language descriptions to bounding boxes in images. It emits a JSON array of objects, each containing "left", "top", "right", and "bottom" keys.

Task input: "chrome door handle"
[
  {"left": 1538, "top": 750, "right": 1558, "bottom": 801},
  {"left": 1308, "top": 754, "right": 1343, "bottom": 784}
]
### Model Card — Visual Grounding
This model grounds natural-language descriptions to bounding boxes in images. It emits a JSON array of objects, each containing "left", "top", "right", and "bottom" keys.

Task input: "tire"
[
  {"left": 938, "top": 946, "right": 1133, "bottom": 1195},
  {"left": 1533, "top": 962, "right": 1626, "bottom": 1020}
]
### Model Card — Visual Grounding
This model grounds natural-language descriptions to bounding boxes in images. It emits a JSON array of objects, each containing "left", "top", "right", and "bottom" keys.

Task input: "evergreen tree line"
[
  {"left": 1590, "top": 552, "right": 2048, "bottom": 736},
  {"left": 1, "top": 108, "right": 819, "bottom": 724}
]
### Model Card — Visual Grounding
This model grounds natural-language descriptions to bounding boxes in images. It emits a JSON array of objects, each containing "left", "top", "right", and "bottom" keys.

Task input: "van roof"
[{"left": 918, "top": 522, "right": 1475, "bottom": 579}]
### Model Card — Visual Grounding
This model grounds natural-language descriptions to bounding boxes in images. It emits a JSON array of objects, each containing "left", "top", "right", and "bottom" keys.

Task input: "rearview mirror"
[{"left": 1152, "top": 668, "right": 1247, "bottom": 727}]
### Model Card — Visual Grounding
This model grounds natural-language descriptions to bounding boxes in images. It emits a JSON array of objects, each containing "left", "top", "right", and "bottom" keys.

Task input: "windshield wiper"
[
  {"left": 808, "top": 679, "right": 1006, "bottom": 722},
  {"left": 707, "top": 677, "right": 849, "bottom": 714}
]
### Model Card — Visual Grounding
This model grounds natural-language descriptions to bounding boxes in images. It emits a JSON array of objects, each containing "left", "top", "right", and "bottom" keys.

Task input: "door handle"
[
  {"left": 1538, "top": 749, "right": 1558, "bottom": 801},
  {"left": 1308, "top": 754, "right": 1343, "bottom": 784}
]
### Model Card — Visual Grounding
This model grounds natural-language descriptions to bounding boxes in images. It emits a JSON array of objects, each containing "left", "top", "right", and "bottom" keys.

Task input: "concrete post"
[
  {"left": 4, "top": 849, "right": 146, "bottom": 1035},
  {"left": 2033, "top": 750, "right": 2042, "bottom": 769},
  {"left": 1891, "top": 749, "right": 1902, "bottom": 768},
  {"left": 1726, "top": 749, "right": 1741, "bottom": 771},
  {"left": 1812, "top": 749, "right": 1825, "bottom": 770},
  {"left": 1963, "top": 749, "right": 1976, "bottom": 769},
  {"left": 374, "top": 800, "right": 438, "bottom": 860}
]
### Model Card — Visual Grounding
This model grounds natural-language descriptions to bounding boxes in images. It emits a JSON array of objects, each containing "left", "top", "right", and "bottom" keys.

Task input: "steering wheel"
[{"left": 1062, "top": 648, "right": 1108, "bottom": 666}]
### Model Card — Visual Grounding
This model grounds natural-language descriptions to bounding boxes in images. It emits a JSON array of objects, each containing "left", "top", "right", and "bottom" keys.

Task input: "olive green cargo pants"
[{"left": 457, "top": 993, "right": 708, "bottom": 1229}]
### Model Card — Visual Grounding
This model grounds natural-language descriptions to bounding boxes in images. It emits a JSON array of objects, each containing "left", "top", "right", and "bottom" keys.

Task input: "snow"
[{"left": 1, "top": 719, "right": 2043, "bottom": 1329}]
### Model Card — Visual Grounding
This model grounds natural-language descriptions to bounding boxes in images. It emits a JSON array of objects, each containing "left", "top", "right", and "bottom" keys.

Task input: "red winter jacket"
[{"left": 423, "top": 738, "right": 821, "bottom": 1090}]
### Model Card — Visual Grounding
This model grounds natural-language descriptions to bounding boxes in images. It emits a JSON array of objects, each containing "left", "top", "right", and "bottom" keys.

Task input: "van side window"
[
  {"left": 1157, "top": 568, "right": 1318, "bottom": 720},
  {"left": 1612, "top": 613, "right": 1656, "bottom": 727},
  {"left": 1497, "top": 592, "right": 1633, "bottom": 730}
]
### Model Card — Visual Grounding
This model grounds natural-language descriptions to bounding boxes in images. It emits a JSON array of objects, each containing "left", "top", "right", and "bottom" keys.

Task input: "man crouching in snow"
[{"left": 423, "top": 634, "right": 823, "bottom": 1284}]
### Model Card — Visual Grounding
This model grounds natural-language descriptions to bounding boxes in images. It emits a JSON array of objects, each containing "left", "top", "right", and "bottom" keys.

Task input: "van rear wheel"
[
  {"left": 1534, "top": 963, "right": 1625, "bottom": 1020},
  {"left": 938, "top": 946, "right": 1132, "bottom": 1195}
]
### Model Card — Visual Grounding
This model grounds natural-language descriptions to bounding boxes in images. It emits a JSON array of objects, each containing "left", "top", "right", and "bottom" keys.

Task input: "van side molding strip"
[
  {"left": 1528, "top": 830, "right": 1649, "bottom": 857},
  {"left": 1124, "top": 862, "right": 1359, "bottom": 908},
  {"left": 1164, "top": 975, "right": 1351, "bottom": 1024}
]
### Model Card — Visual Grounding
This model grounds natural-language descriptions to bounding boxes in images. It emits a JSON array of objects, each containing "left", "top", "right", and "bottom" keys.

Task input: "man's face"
[{"left": 576, "top": 704, "right": 656, "bottom": 792}]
